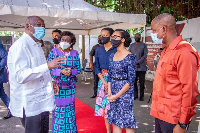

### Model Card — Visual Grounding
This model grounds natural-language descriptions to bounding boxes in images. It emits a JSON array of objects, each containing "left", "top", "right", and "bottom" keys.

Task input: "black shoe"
[
  {"left": 90, "top": 94, "right": 97, "bottom": 98},
  {"left": 139, "top": 97, "right": 144, "bottom": 101},
  {"left": 3, "top": 111, "right": 13, "bottom": 120},
  {"left": 134, "top": 96, "right": 138, "bottom": 100}
]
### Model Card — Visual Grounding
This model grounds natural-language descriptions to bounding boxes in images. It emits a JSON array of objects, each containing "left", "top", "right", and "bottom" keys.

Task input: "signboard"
[{"left": 144, "top": 31, "right": 162, "bottom": 81}]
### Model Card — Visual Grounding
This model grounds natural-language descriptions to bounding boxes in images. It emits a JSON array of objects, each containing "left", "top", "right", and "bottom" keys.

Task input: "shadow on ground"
[{"left": 0, "top": 73, "right": 199, "bottom": 133}]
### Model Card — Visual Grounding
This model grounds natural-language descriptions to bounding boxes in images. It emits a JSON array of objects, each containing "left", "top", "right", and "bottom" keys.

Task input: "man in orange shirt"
[{"left": 150, "top": 13, "right": 199, "bottom": 133}]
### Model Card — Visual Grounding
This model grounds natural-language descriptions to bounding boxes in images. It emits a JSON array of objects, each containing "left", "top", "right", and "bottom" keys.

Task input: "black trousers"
[
  {"left": 20, "top": 109, "right": 49, "bottom": 133},
  {"left": 93, "top": 71, "right": 99, "bottom": 96},
  {"left": 134, "top": 71, "right": 146, "bottom": 98},
  {"left": 155, "top": 118, "right": 176, "bottom": 133}
]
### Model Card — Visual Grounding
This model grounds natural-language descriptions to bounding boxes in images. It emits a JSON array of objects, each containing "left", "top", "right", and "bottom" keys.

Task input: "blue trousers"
[{"left": 0, "top": 83, "right": 9, "bottom": 108}]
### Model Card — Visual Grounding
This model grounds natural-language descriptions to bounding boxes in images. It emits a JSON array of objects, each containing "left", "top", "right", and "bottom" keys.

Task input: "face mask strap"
[
  {"left": 155, "top": 27, "right": 164, "bottom": 36},
  {"left": 28, "top": 24, "right": 34, "bottom": 35}
]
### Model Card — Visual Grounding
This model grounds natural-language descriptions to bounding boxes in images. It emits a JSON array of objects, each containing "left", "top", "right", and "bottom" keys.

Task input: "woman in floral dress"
[{"left": 107, "top": 29, "right": 137, "bottom": 133}]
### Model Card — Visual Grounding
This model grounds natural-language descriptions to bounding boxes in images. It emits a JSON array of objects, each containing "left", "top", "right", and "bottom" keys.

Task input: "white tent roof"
[{"left": 0, "top": 0, "right": 146, "bottom": 35}]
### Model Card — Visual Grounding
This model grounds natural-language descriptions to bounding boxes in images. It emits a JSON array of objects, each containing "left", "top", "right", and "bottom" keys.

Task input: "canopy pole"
[
  {"left": 82, "top": 35, "right": 85, "bottom": 66},
  {"left": 89, "top": 35, "right": 91, "bottom": 52},
  {"left": 143, "top": 25, "right": 146, "bottom": 43}
]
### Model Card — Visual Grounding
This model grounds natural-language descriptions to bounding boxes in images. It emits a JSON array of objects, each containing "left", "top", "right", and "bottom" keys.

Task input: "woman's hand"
[
  {"left": 61, "top": 68, "right": 72, "bottom": 76},
  {"left": 102, "top": 81, "right": 108, "bottom": 94},
  {"left": 65, "top": 68, "right": 72, "bottom": 76},
  {"left": 106, "top": 92, "right": 112, "bottom": 97},
  {"left": 52, "top": 81, "right": 59, "bottom": 95},
  {"left": 107, "top": 95, "right": 118, "bottom": 102},
  {"left": 89, "top": 62, "right": 94, "bottom": 71}
]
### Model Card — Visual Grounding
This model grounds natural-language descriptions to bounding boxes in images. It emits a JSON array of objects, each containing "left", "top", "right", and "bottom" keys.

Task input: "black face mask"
[
  {"left": 53, "top": 38, "right": 59, "bottom": 44},
  {"left": 111, "top": 39, "right": 122, "bottom": 48},
  {"left": 98, "top": 39, "right": 102, "bottom": 44},
  {"left": 135, "top": 37, "right": 141, "bottom": 42},
  {"left": 100, "top": 37, "right": 110, "bottom": 44}
]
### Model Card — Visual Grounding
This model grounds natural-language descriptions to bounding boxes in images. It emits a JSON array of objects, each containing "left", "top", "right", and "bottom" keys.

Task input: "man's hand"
[
  {"left": 52, "top": 81, "right": 59, "bottom": 95},
  {"left": 89, "top": 62, "right": 94, "bottom": 71},
  {"left": 61, "top": 68, "right": 72, "bottom": 76},
  {"left": 136, "top": 62, "right": 140, "bottom": 68},
  {"left": 48, "top": 57, "right": 66, "bottom": 69},
  {"left": 173, "top": 124, "right": 186, "bottom": 133}
]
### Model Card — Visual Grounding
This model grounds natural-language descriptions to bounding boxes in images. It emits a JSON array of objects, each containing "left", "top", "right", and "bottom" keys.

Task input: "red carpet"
[
  {"left": 75, "top": 97, "right": 107, "bottom": 133},
  {"left": 75, "top": 98, "right": 126, "bottom": 133}
]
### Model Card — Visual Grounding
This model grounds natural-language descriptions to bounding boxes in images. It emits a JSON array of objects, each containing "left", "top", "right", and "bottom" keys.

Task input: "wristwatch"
[{"left": 178, "top": 122, "right": 188, "bottom": 129}]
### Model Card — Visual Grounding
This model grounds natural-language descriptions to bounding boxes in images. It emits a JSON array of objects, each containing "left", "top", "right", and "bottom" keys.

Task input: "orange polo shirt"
[{"left": 150, "top": 35, "right": 199, "bottom": 124}]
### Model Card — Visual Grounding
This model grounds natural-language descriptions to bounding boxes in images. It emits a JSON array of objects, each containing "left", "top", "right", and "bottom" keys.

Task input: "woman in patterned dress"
[
  {"left": 47, "top": 31, "right": 81, "bottom": 133},
  {"left": 94, "top": 28, "right": 117, "bottom": 133},
  {"left": 107, "top": 29, "right": 137, "bottom": 133}
]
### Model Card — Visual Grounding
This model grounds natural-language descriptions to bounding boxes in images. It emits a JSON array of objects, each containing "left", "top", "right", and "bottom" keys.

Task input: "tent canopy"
[{"left": 0, "top": 0, "right": 146, "bottom": 35}]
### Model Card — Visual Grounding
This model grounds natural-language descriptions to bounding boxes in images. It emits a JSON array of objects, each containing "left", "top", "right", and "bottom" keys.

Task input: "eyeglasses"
[{"left": 110, "top": 35, "right": 122, "bottom": 39}]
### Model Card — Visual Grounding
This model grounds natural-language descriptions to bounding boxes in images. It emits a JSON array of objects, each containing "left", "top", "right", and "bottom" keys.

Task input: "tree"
[
  {"left": 85, "top": 0, "right": 199, "bottom": 26},
  {"left": 0, "top": 31, "right": 23, "bottom": 38}
]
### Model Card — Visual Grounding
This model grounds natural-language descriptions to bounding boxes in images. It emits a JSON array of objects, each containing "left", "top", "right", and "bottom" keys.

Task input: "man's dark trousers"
[
  {"left": 134, "top": 71, "right": 146, "bottom": 99},
  {"left": 20, "top": 109, "right": 49, "bottom": 133},
  {"left": 155, "top": 118, "right": 176, "bottom": 133}
]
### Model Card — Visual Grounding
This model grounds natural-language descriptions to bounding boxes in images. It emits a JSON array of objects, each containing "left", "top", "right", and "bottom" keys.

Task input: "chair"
[{"left": 82, "top": 59, "right": 93, "bottom": 81}]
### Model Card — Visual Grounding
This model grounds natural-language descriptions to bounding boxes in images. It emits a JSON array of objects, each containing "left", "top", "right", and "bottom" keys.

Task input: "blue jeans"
[{"left": 0, "top": 83, "right": 9, "bottom": 108}]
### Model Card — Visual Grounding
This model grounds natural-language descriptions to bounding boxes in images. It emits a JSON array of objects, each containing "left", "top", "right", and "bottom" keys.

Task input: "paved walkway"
[{"left": 0, "top": 74, "right": 199, "bottom": 133}]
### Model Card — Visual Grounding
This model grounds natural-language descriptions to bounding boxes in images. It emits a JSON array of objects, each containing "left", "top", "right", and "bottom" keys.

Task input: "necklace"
[
  {"left": 64, "top": 52, "right": 70, "bottom": 56},
  {"left": 60, "top": 48, "right": 71, "bottom": 56}
]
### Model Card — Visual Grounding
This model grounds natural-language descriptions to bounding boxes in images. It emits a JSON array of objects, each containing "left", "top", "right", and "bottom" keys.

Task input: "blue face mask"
[
  {"left": 30, "top": 25, "right": 45, "bottom": 40},
  {"left": 151, "top": 27, "right": 164, "bottom": 44}
]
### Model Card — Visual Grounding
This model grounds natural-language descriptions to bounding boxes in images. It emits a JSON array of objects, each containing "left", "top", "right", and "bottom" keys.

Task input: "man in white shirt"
[{"left": 7, "top": 16, "right": 66, "bottom": 133}]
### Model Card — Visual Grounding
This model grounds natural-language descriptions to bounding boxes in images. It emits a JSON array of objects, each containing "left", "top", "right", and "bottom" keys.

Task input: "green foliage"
[
  {"left": 85, "top": 0, "right": 189, "bottom": 35},
  {"left": 127, "top": 27, "right": 144, "bottom": 36},
  {"left": 0, "top": 31, "right": 23, "bottom": 38},
  {"left": 86, "top": 0, "right": 188, "bottom": 25},
  {"left": 0, "top": 31, "right": 11, "bottom": 36}
]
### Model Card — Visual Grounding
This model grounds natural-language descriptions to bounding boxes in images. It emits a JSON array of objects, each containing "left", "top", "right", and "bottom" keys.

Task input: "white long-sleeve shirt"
[{"left": 7, "top": 33, "right": 55, "bottom": 117}]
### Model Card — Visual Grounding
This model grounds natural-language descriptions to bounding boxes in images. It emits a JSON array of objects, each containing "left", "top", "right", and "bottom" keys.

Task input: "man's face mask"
[
  {"left": 151, "top": 27, "right": 164, "bottom": 44},
  {"left": 29, "top": 24, "right": 45, "bottom": 40},
  {"left": 53, "top": 38, "right": 59, "bottom": 44},
  {"left": 135, "top": 37, "right": 141, "bottom": 42}
]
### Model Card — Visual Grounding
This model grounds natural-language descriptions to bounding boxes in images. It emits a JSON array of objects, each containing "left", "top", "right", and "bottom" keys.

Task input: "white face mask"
[
  {"left": 59, "top": 42, "right": 71, "bottom": 50},
  {"left": 151, "top": 27, "right": 164, "bottom": 44}
]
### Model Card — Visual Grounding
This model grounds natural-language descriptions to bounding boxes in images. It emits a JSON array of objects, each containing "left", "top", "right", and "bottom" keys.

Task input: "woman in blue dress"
[
  {"left": 94, "top": 28, "right": 117, "bottom": 133},
  {"left": 107, "top": 29, "right": 137, "bottom": 133}
]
